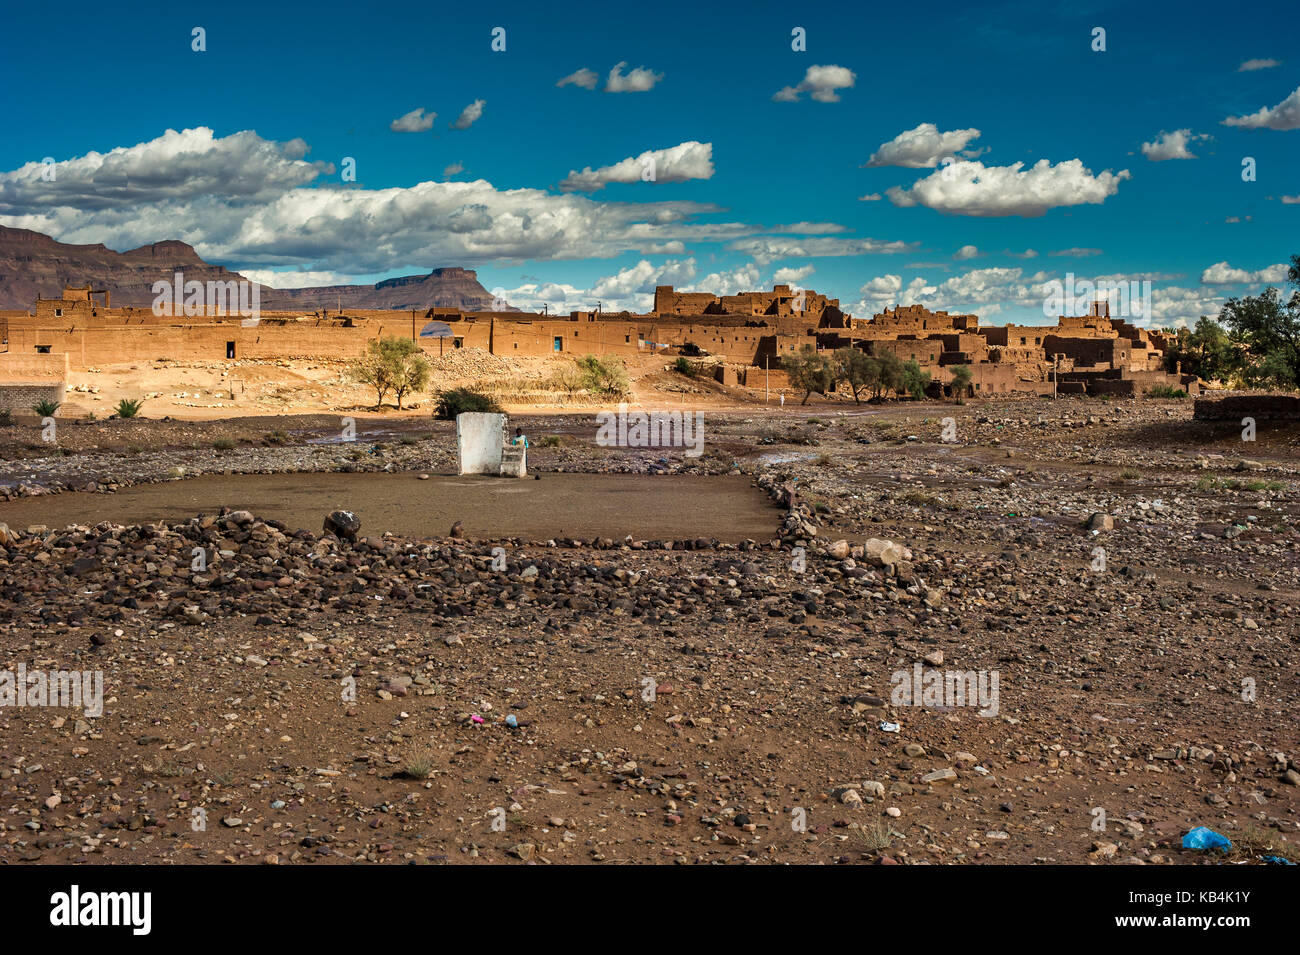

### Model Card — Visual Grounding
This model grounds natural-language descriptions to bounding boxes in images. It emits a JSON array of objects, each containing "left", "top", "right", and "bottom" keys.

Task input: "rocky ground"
[{"left": 0, "top": 395, "right": 1296, "bottom": 865}]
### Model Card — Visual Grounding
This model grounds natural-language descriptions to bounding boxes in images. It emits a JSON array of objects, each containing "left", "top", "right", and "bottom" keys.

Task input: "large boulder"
[
  {"left": 323, "top": 510, "right": 361, "bottom": 541},
  {"left": 863, "top": 537, "right": 902, "bottom": 568},
  {"left": 1086, "top": 512, "right": 1114, "bottom": 531}
]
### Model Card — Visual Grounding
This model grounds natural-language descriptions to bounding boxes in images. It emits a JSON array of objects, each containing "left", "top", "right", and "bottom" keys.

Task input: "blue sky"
[{"left": 1, "top": 0, "right": 1297, "bottom": 325}]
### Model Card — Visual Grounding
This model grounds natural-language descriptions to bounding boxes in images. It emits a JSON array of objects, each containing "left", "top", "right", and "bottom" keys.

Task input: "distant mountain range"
[{"left": 0, "top": 225, "right": 503, "bottom": 312}]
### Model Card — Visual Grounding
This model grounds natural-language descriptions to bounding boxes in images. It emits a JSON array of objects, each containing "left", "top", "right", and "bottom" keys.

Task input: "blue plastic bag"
[{"left": 1182, "top": 826, "right": 1232, "bottom": 852}]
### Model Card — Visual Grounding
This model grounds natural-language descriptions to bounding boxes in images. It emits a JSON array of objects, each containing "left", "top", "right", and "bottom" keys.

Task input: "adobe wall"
[
  {"left": 0, "top": 352, "right": 69, "bottom": 382},
  {"left": 1044, "top": 334, "right": 1131, "bottom": 369},
  {"left": 0, "top": 353, "right": 68, "bottom": 411},
  {"left": 0, "top": 382, "right": 65, "bottom": 412},
  {"left": 1193, "top": 394, "right": 1300, "bottom": 420},
  {"left": 869, "top": 339, "right": 944, "bottom": 364},
  {"left": 8, "top": 286, "right": 1177, "bottom": 392}
]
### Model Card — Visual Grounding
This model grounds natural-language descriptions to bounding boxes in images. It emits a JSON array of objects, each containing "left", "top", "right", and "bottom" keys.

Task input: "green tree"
[
  {"left": 834, "top": 347, "right": 877, "bottom": 404},
  {"left": 576, "top": 354, "right": 630, "bottom": 396},
  {"left": 785, "top": 345, "right": 837, "bottom": 404},
  {"left": 948, "top": 364, "right": 972, "bottom": 403},
  {"left": 349, "top": 336, "right": 431, "bottom": 409},
  {"left": 1218, "top": 253, "right": 1300, "bottom": 388},
  {"left": 1164, "top": 316, "right": 1241, "bottom": 382},
  {"left": 873, "top": 353, "right": 905, "bottom": 400},
  {"left": 900, "top": 359, "right": 931, "bottom": 399}
]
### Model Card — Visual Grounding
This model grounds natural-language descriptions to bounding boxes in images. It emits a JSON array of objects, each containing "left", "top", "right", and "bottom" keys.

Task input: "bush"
[
  {"left": 349, "top": 336, "right": 431, "bottom": 409},
  {"left": 32, "top": 399, "right": 60, "bottom": 417},
  {"left": 433, "top": 387, "right": 503, "bottom": 419},
  {"left": 673, "top": 356, "right": 696, "bottom": 377},
  {"left": 1147, "top": 385, "right": 1187, "bottom": 398},
  {"left": 576, "top": 355, "right": 630, "bottom": 397},
  {"left": 948, "top": 365, "right": 973, "bottom": 402},
  {"left": 213, "top": 438, "right": 235, "bottom": 451},
  {"left": 545, "top": 364, "right": 585, "bottom": 394},
  {"left": 900, "top": 359, "right": 931, "bottom": 400},
  {"left": 115, "top": 398, "right": 145, "bottom": 418},
  {"left": 264, "top": 430, "right": 289, "bottom": 445}
]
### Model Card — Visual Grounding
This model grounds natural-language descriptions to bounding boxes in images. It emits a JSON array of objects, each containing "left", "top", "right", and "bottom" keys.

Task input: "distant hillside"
[{"left": 0, "top": 225, "right": 503, "bottom": 312}]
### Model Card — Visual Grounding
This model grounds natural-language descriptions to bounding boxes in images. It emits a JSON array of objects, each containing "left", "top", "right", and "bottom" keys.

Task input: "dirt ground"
[
  {"left": 55, "top": 349, "right": 758, "bottom": 422},
  {"left": 0, "top": 472, "right": 778, "bottom": 543},
  {"left": 0, "top": 393, "right": 1296, "bottom": 866}
]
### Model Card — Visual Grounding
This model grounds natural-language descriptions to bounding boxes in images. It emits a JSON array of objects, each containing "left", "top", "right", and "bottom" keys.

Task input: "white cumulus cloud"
[
  {"left": 605, "top": 62, "right": 663, "bottom": 93},
  {"left": 865, "top": 123, "right": 983, "bottom": 168},
  {"left": 886, "top": 159, "right": 1130, "bottom": 217},
  {"left": 1141, "top": 128, "right": 1206, "bottom": 161},
  {"left": 391, "top": 108, "right": 435, "bottom": 133},
  {"left": 726, "top": 236, "right": 916, "bottom": 266},
  {"left": 772, "top": 264, "right": 815, "bottom": 285},
  {"left": 1224, "top": 85, "right": 1300, "bottom": 129},
  {"left": 559, "top": 141, "right": 714, "bottom": 192},
  {"left": 557, "top": 68, "right": 598, "bottom": 89},
  {"left": 450, "top": 100, "right": 485, "bottom": 130},
  {"left": 773, "top": 65, "right": 856, "bottom": 103},
  {"left": 1200, "top": 261, "right": 1288, "bottom": 284}
]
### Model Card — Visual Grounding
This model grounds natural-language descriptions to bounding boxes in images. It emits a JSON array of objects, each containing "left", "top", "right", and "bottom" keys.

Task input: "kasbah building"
[{"left": 0, "top": 276, "right": 1199, "bottom": 409}]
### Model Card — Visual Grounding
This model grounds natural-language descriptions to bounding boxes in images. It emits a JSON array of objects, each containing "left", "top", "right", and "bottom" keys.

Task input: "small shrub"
[
  {"left": 32, "top": 399, "right": 60, "bottom": 417},
  {"left": 1119, "top": 468, "right": 1140, "bottom": 480},
  {"left": 264, "top": 429, "right": 289, "bottom": 445},
  {"left": 1245, "top": 479, "right": 1284, "bottom": 492},
  {"left": 115, "top": 398, "right": 145, "bottom": 418},
  {"left": 402, "top": 746, "right": 436, "bottom": 780},
  {"left": 399, "top": 435, "right": 418, "bottom": 446},
  {"left": 1147, "top": 385, "right": 1187, "bottom": 399},
  {"left": 433, "top": 387, "right": 503, "bottom": 420},
  {"left": 673, "top": 356, "right": 696, "bottom": 377},
  {"left": 862, "top": 819, "right": 895, "bottom": 851},
  {"left": 898, "top": 489, "right": 942, "bottom": 508},
  {"left": 545, "top": 365, "right": 585, "bottom": 394},
  {"left": 576, "top": 354, "right": 630, "bottom": 397},
  {"left": 213, "top": 438, "right": 235, "bottom": 451},
  {"left": 0, "top": 409, "right": 13, "bottom": 427},
  {"left": 537, "top": 434, "right": 564, "bottom": 448}
]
